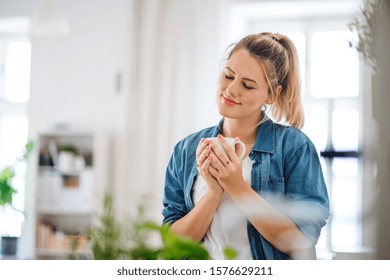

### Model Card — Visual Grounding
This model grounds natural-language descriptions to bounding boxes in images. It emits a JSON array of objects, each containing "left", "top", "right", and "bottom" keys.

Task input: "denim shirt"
[{"left": 162, "top": 118, "right": 330, "bottom": 260}]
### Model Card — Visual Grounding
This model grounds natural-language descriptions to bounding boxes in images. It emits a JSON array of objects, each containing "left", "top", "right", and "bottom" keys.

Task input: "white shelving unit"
[{"left": 34, "top": 129, "right": 107, "bottom": 259}]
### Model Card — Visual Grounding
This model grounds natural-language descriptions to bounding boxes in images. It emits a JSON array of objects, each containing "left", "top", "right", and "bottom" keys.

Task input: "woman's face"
[{"left": 216, "top": 48, "right": 270, "bottom": 122}]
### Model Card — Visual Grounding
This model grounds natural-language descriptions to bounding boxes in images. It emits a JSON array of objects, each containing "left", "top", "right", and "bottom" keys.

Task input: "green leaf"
[
  {"left": 158, "top": 224, "right": 210, "bottom": 260},
  {"left": 23, "top": 140, "right": 35, "bottom": 160},
  {"left": 130, "top": 246, "right": 160, "bottom": 260},
  {"left": 0, "top": 167, "right": 17, "bottom": 206},
  {"left": 223, "top": 247, "right": 238, "bottom": 260},
  {"left": 0, "top": 180, "right": 17, "bottom": 206},
  {"left": 0, "top": 167, "right": 14, "bottom": 181}
]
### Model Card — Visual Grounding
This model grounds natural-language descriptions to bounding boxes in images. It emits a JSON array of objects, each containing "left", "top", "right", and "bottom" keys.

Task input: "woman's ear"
[
  {"left": 275, "top": 85, "right": 282, "bottom": 96},
  {"left": 267, "top": 85, "right": 282, "bottom": 104}
]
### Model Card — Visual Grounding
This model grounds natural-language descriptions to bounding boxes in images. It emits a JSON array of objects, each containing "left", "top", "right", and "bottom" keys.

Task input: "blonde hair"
[{"left": 226, "top": 32, "right": 304, "bottom": 129}]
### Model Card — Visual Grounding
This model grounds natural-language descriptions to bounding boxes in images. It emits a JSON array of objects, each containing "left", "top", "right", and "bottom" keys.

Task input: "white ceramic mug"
[{"left": 207, "top": 137, "right": 246, "bottom": 160}]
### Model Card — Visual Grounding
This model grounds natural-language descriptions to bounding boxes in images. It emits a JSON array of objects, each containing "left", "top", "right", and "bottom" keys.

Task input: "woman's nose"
[{"left": 226, "top": 82, "right": 239, "bottom": 97}]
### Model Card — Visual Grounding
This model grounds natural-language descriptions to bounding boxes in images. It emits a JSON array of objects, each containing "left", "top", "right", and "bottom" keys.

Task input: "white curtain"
[{"left": 117, "top": 0, "right": 228, "bottom": 221}]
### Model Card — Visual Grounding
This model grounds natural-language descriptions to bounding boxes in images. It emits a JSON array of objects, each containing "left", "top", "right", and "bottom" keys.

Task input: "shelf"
[
  {"left": 36, "top": 168, "right": 95, "bottom": 214},
  {"left": 36, "top": 215, "right": 92, "bottom": 234},
  {"left": 34, "top": 129, "right": 105, "bottom": 260},
  {"left": 36, "top": 220, "right": 91, "bottom": 260},
  {"left": 37, "top": 210, "right": 93, "bottom": 216},
  {"left": 38, "top": 166, "right": 94, "bottom": 176}
]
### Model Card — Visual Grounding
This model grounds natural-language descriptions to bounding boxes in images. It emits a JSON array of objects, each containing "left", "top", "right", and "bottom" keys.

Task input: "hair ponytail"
[{"left": 273, "top": 35, "right": 304, "bottom": 128}]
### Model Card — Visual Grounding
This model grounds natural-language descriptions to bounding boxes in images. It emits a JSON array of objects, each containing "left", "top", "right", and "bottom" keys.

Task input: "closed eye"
[
  {"left": 224, "top": 68, "right": 256, "bottom": 90},
  {"left": 243, "top": 83, "right": 254, "bottom": 90}
]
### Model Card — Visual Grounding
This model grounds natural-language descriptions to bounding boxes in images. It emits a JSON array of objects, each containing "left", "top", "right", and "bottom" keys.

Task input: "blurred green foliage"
[
  {"left": 89, "top": 192, "right": 237, "bottom": 260},
  {"left": 0, "top": 141, "right": 34, "bottom": 206}
]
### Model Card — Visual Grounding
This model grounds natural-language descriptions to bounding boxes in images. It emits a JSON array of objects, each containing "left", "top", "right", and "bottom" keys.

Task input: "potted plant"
[{"left": 0, "top": 141, "right": 34, "bottom": 256}]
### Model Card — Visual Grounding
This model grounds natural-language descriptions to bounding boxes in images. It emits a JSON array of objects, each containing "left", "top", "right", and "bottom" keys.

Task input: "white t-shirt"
[{"left": 192, "top": 157, "right": 254, "bottom": 259}]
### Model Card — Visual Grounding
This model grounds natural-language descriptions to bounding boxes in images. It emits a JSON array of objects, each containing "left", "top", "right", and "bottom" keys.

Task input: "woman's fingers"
[
  {"left": 196, "top": 139, "right": 210, "bottom": 165},
  {"left": 207, "top": 135, "right": 236, "bottom": 168},
  {"left": 206, "top": 141, "right": 227, "bottom": 167},
  {"left": 216, "top": 134, "right": 238, "bottom": 164},
  {"left": 198, "top": 136, "right": 242, "bottom": 175},
  {"left": 196, "top": 138, "right": 206, "bottom": 158},
  {"left": 208, "top": 151, "right": 231, "bottom": 175}
]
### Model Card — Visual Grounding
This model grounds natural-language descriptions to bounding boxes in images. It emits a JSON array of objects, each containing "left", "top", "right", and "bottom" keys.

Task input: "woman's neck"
[{"left": 221, "top": 116, "right": 261, "bottom": 144}]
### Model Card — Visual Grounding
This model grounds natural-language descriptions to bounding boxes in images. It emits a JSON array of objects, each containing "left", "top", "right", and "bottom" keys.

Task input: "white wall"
[{"left": 28, "top": 1, "right": 130, "bottom": 135}]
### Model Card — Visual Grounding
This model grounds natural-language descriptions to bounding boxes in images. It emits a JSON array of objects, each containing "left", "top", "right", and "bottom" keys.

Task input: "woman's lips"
[{"left": 222, "top": 95, "right": 241, "bottom": 106}]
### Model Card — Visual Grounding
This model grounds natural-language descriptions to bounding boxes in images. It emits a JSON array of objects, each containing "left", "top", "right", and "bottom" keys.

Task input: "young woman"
[{"left": 162, "top": 32, "right": 330, "bottom": 260}]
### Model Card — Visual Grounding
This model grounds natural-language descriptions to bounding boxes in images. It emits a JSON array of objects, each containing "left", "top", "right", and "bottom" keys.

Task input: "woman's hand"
[
  {"left": 196, "top": 138, "right": 223, "bottom": 197},
  {"left": 208, "top": 134, "right": 247, "bottom": 196}
]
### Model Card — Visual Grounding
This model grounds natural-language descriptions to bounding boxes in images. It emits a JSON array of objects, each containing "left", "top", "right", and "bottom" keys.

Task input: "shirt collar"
[
  {"left": 217, "top": 117, "right": 275, "bottom": 154},
  {"left": 212, "top": 118, "right": 224, "bottom": 136},
  {"left": 252, "top": 118, "right": 275, "bottom": 154}
]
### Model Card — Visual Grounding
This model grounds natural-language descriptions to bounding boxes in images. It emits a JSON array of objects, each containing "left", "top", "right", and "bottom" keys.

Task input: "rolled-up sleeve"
[
  {"left": 284, "top": 140, "right": 330, "bottom": 243},
  {"left": 162, "top": 143, "right": 188, "bottom": 225}
]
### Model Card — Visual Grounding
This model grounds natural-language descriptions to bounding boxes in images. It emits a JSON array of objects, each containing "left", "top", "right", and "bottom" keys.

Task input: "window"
[
  {"left": 0, "top": 18, "right": 31, "bottom": 238},
  {"left": 228, "top": 0, "right": 370, "bottom": 258},
  {"left": 300, "top": 28, "right": 361, "bottom": 252}
]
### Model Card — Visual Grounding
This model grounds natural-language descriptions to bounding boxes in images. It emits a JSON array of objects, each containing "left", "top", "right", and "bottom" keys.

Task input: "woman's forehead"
[{"left": 227, "top": 49, "right": 266, "bottom": 82}]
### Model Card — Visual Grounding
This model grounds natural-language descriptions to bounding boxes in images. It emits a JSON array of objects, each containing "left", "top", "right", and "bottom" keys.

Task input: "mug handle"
[{"left": 234, "top": 140, "right": 246, "bottom": 160}]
